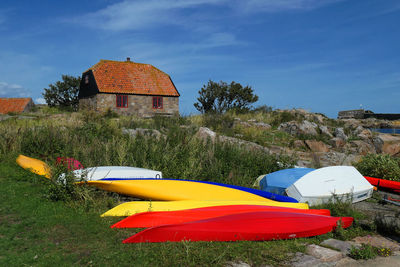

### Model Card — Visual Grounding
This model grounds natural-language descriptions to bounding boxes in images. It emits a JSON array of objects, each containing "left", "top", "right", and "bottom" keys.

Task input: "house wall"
[
  {"left": 79, "top": 93, "right": 179, "bottom": 116},
  {"left": 22, "top": 99, "right": 35, "bottom": 112}
]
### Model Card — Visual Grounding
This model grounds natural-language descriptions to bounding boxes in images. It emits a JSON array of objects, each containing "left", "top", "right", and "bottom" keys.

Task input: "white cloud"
[
  {"left": 0, "top": 82, "right": 30, "bottom": 97},
  {"left": 34, "top": 97, "right": 46, "bottom": 104},
  {"left": 77, "top": 0, "right": 224, "bottom": 31},
  {"left": 235, "top": 0, "right": 344, "bottom": 13},
  {"left": 74, "top": 0, "right": 343, "bottom": 32}
]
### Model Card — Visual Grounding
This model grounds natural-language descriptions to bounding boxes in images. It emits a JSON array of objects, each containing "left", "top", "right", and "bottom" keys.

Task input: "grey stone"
[
  {"left": 333, "top": 257, "right": 357, "bottom": 266},
  {"left": 306, "top": 244, "right": 344, "bottom": 262},
  {"left": 334, "top": 128, "right": 348, "bottom": 141},
  {"left": 225, "top": 261, "right": 251, "bottom": 267},
  {"left": 305, "top": 140, "right": 330, "bottom": 152},
  {"left": 254, "top": 122, "right": 272, "bottom": 130},
  {"left": 291, "top": 252, "right": 322, "bottom": 267},
  {"left": 320, "top": 239, "right": 353, "bottom": 254},
  {"left": 319, "top": 125, "right": 333, "bottom": 138},
  {"left": 122, "top": 128, "right": 163, "bottom": 139},
  {"left": 195, "top": 127, "right": 217, "bottom": 142},
  {"left": 299, "top": 120, "right": 319, "bottom": 136}
]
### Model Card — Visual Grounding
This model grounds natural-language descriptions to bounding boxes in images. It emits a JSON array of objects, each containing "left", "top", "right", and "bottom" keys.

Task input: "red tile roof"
[
  {"left": 0, "top": 98, "right": 33, "bottom": 114},
  {"left": 87, "top": 60, "right": 179, "bottom": 97}
]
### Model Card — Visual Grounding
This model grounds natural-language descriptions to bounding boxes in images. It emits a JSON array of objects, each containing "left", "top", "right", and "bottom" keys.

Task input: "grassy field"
[{"left": 0, "top": 111, "right": 380, "bottom": 266}]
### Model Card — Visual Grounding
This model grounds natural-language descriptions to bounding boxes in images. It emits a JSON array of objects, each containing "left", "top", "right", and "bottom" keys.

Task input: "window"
[
  {"left": 84, "top": 75, "right": 89, "bottom": 84},
  {"left": 116, "top": 95, "right": 128, "bottom": 108},
  {"left": 152, "top": 96, "right": 163, "bottom": 109}
]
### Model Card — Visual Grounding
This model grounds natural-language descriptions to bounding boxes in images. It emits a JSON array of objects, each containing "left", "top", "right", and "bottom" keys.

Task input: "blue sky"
[{"left": 0, "top": 0, "right": 399, "bottom": 117}]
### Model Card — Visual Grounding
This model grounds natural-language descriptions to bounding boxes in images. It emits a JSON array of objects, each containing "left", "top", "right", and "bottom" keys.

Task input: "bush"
[
  {"left": 349, "top": 244, "right": 377, "bottom": 260},
  {"left": 354, "top": 154, "right": 400, "bottom": 181}
]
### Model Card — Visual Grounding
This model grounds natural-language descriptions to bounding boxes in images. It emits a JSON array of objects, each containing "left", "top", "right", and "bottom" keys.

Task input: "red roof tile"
[
  {"left": 0, "top": 98, "right": 33, "bottom": 114},
  {"left": 87, "top": 60, "right": 179, "bottom": 97}
]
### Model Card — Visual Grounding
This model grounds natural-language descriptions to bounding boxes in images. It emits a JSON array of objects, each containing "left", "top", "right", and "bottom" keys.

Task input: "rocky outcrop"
[
  {"left": 373, "top": 134, "right": 400, "bottom": 156},
  {"left": 278, "top": 120, "right": 319, "bottom": 136},
  {"left": 304, "top": 140, "right": 330, "bottom": 153},
  {"left": 334, "top": 127, "right": 348, "bottom": 141}
]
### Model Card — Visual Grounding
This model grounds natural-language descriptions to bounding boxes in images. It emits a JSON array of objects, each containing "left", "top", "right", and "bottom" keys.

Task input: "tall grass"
[{"left": 0, "top": 113, "right": 292, "bottom": 188}]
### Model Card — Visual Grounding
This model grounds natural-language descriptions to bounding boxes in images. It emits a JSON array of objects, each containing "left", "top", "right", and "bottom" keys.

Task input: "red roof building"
[
  {"left": 0, "top": 98, "right": 35, "bottom": 114},
  {"left": 78, "top": 58, "right": 179, "bottom": 116}
]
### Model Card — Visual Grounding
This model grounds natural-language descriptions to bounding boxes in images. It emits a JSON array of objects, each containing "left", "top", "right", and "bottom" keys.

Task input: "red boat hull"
[
  {"left": 123, "top": 211, "right": 353, "bottom": 243},
  {"left": 364, "top": 176, "right": 400, "bottom": 191},
  {"left": 113, "top": 205, "right": 331, "bottom": 228}
]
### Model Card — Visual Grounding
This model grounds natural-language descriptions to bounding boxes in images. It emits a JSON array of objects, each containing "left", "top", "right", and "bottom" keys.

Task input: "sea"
[{"left": 370, "top": 128, "right": 400, "bottom": 134}]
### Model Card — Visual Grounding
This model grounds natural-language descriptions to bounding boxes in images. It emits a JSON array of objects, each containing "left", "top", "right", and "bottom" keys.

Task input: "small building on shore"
[
  {"left": 0, "top": 97, "right": 35, "bottom": 114},
  {"left": 78, "top": 58, "right": 180, "bottom": 117}
]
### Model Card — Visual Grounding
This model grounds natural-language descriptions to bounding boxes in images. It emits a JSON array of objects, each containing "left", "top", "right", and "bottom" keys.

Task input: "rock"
[
  {"left": 122, "top": 128, "right": 163, "bottom": 139},
  {"left": 349, "top": 140, "right": 376, "bottom": 155},
  {"left": 319, "top": 125, "right": 333, "bottom": 138},
  {"left": 352, "top": 235, "right": 400, "bottom": 251},
  {"left": 373, "top": 134, "right": 400, "bottom": 156},
  {"left": 333, "top": 257, "right": 357, "bottom": 266},
  {"left": 329, "top": 138, "right": 346, "bottom": 149},
  {"left": 254, "top": 122, "right": 272, "bottom": 130},
  {"left": 294, "top": 140, "right": 306, "bottom": 149},
  {"left": 278, "top": 120, "right": 319, "bottom": 136},
  {"left": 195, "top": 127, "right": 217, "bottom": 142},
  {"left": 320, "top": 239, "right": 354, "bottom": 254},
  {"left": 334, "top": 128, "right": 348, "bottom": 141},
  {"left": 305, "top": 140, "right": 330, "bottom": 153},
  {"left": 291, "top": 252, "right": 322, "bottom": 267},
  {"left": 194, "top": 127, "right": 271, "bottom": 153},
  {"left": 299, "top": 120, "right": 319, "bottom": 136},
  {"left": 278, "top": 121, "right": 301, "bottom": 135},
  {"left": 306, "top": 244, "right": 344, "bottom": 262},
  {"left": 357, "top": 129, "right": 373, "bottom": 140},
  {"left": 225, "top": 261, "right": 251, "bottom": 267},
  {"left": 318, "top": 152, "right": 361, "bottom": 166}
]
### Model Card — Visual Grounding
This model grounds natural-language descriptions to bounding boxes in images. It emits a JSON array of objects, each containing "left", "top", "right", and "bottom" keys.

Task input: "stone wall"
[
  {"left": 79, "top": 95, "right": 97, "bottom": 111},
  {"left": 79, "top": 94, "right": 179, "bottom": 117},
  {"left": 23, "top": 99, "right": 35, "bottom": 112},
  {"left": 338, "top": 109, "right": 365, "bottom": 119}
]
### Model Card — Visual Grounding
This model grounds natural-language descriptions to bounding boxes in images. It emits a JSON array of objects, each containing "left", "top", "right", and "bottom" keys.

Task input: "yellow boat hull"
[
  {"left": 82, "top": 179, "right": 275, "bottom": 202},
  {"left": 101, "top": 200, "right": 309, "bottom": 216},
  {"left": 16, "top": 155, "right": 51, "bottom": 179}
]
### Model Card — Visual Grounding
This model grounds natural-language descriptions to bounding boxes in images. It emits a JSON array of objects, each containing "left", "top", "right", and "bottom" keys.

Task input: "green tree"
[
  {"left": 43, "top": 75, "right": 81, "bottom": 110},
  {"left": 194, "top": 80, "right": 258, "bottom": 114}
]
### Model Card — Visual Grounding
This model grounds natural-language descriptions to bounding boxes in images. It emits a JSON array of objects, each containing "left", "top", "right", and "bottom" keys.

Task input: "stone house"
[
  {"left": 0, "top": 97, "right": 35, "bottom": 114},
  {"left": 78, "top": 58, "right": 180, "bottom": 116}
]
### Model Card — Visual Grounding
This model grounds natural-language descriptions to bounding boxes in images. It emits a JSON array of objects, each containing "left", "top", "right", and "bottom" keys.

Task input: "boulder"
[
  {"left": 293, "top": 140, "right": 306, "bottom": 149},
  {"left": 278, "top": 121, "right": 301, "bottom": 135},
  {"left": 349, "top": 140, "right": 376, "bottom": 155},
  {"left": 306, "top": 244, "right": 343, "bottom": 262},
  {"left": 122, "top": 128, "right": 164, "bottom": 139},
  {"left": 373, "top": 134, "right": 400, "bottom": 156},
  {"left": 334, "top": 128, "right": 348, "bottom": 141},
  {"left": 320, "top": 239, "right": 356, "bottom": 254},
  {"left": 278, "top": 120, "right": 318, "bottom": 136},
  {"left": 319, "top": 125, "right": 333, "bottom": 138},
  {"left": 357, "top": 129, "right": 373, "bottom": 140},
  {"left": 329, "top": 137, "right": 346, "bottom": 149},
  {"left": 305, "top": 140, "right": 330, "bottom": 153},
  {"left": 290, "top": 252, "right": 322, "bottom": 267},
  {"left": 353, "top": 235, "right": 400, "bottom": 251},
  {"left": 253, "top": 122, "right": 271, "bottom": 130},
  {"left": 195, "top": 127, "right": 217, "bottom": 142},
  {"left": 299, "top": 120, "right": 319, "bottom": 136}
]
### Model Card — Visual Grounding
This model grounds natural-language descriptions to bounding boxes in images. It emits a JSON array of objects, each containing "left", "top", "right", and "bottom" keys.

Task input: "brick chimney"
[{"left": 126, "top": 57, "right": 131, "bottom": 62}]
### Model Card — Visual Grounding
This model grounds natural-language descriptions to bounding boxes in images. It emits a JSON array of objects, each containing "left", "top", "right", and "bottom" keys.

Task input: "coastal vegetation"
[{"left": 0, "top": 108, "right": 399, "bottom": 266}]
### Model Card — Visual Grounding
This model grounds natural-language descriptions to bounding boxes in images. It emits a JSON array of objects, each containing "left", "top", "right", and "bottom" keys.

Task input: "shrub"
[
  {"left": 349, "top": 244, "right": 377, "bottom": 260},
  {"left": 354, "top": 154, "right": 400, "bottom": 181}
]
